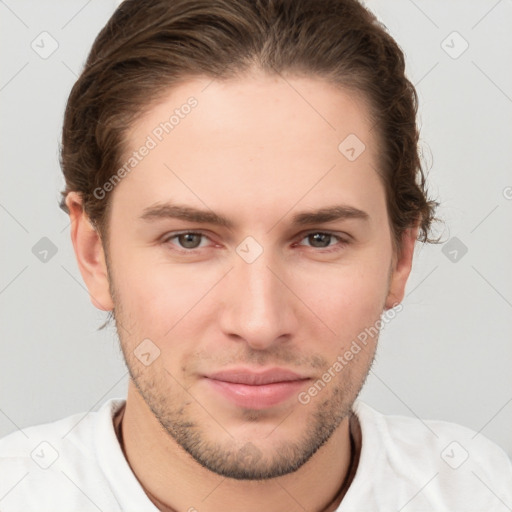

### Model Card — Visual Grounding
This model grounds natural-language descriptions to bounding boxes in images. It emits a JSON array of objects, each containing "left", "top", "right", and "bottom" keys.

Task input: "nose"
[{"left": 218, "top": 248, "right": 298, "bottom": 351}]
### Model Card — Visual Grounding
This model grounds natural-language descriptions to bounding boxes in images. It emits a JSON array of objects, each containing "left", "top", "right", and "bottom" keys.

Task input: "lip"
[{"left": 204, "top": 368, "right": 310, "bottom": 409}]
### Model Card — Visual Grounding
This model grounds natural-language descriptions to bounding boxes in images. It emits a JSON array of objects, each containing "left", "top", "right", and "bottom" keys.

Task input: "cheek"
[
  {"left": 111, "top": 255, "right": 221, "bottom": 338},
  {"left": 111, "top": 264, "right": 213, "bottom": 377},
  {"left": 292, "top": 256, "right": 391, "bottom": 350}
]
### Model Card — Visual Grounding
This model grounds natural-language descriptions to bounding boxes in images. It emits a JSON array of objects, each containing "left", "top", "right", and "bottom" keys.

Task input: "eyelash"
[{"left": 161, "top": 230, "right": 350, "bottom": 254}]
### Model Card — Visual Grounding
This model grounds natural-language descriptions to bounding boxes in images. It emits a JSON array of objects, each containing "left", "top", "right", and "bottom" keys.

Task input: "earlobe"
[
  {"left": 384, "top": 226, "right": 419, "bottom": 310},
  {"left": 65, "top": 192, "right": 114, "bottom": 312}
]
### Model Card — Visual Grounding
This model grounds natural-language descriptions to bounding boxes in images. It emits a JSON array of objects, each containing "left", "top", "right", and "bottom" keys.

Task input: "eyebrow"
[
  {"left": 140, "top": 203, "right": 233, "bottom": 228},
  {"left": 291, "top": 205, "right": 369, "bottom": 225},
  {"left": 139, "top": 203, "right": 369, "bottom": 228}
]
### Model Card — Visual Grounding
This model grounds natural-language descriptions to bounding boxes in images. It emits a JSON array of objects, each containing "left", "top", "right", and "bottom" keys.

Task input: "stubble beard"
[{"left": 115, "top": 316, "right": 375, "bottom": 480}]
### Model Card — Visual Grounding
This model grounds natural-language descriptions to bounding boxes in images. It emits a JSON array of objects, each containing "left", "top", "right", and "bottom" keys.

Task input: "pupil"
[
  {"left": 179, "top": 233, "right": 201, "bottom": 248},
  {"left": 309, "top": 233, "right": 331, "bottom": 247}
]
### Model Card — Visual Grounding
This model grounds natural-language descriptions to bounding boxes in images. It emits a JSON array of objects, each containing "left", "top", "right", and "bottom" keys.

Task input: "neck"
[{"left": 115, "top": 382, "right": 359, "bottom": 512}]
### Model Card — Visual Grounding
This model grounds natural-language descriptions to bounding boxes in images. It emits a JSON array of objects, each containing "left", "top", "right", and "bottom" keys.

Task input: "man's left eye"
[{"left": 299, "top": 232, "right": 345, "bottom": 249}]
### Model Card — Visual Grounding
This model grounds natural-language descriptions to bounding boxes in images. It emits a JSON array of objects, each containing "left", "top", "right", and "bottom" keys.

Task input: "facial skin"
[{"left": 67, "top": 69, "right": 417, "bottom": 512}]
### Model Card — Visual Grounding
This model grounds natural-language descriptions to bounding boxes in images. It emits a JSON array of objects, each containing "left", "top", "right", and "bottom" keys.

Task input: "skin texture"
[{"left": 66, "top": 70, "right": 418, "bottom": 512}]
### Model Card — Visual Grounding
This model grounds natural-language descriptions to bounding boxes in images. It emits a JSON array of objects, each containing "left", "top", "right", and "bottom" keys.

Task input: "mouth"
[{"left": 203, "top": 368, "right": 311, "bottom": 410}]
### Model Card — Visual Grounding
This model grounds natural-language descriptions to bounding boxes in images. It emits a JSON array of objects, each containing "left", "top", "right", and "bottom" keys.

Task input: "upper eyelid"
[
  {"left": 300, "top": 230, "right": 347, "bottom": 238},
  {"left": 162, "top": 229, "right": 347, "bottom": 239},
  {"left": 162, "top": 230, "right": 209, "bottom": 240},
  {"left": 296, "top": 230, "right": 351, "bottom": 243}
]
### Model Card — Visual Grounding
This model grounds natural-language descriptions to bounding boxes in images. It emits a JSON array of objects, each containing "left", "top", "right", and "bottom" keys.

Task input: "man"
[{"left": 1, "top": 0, "right": 511, "bottom": 510}]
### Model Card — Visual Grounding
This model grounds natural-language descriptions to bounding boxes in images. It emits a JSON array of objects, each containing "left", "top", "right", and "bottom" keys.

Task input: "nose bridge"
[
  {"left": 244, "top": 256, "right": 279, "bottom": 314},
  {"left": 219, "top": 244, "right": 294, "bottom": 349}
]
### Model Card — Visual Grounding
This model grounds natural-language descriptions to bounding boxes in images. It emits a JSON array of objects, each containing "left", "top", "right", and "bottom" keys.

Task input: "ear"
[
  {"left": 65, "top": 192, "right": 114, "bottom": 311},
  {"left": 384, "top": 225, "right": 419, "bottom": 309}
]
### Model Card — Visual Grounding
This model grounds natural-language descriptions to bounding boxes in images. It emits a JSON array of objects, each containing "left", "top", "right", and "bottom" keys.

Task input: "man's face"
[{"left": 104, "top": 71, "right": 403, "bottom": 479}]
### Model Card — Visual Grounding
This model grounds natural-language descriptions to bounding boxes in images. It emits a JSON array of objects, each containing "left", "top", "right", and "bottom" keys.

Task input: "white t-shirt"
[{"left": 0, "top": 398, "right": 511, "bottom": 511}]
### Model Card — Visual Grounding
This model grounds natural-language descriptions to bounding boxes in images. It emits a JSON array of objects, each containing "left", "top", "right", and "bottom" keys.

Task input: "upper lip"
[{"left": 205, "top": 368, "right": 309, "bottom": 385}]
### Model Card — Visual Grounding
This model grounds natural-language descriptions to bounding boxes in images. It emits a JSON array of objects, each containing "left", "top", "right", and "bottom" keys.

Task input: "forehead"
[
  {"left": 114, "top": 72, "right": 384, "bottom": 226},
  {"left": 128, "top": 71, "right": 375, "bottom": 157}
]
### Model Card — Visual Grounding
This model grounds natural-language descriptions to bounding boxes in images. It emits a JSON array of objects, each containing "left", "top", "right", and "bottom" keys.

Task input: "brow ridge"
[{"left": 140, "top": 202, "right": 369, "bottom": 228}]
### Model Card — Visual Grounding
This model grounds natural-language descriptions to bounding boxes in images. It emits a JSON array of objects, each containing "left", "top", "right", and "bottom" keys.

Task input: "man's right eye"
[{"left": 163, "top": 232, "right": 210, "bottom": 250}]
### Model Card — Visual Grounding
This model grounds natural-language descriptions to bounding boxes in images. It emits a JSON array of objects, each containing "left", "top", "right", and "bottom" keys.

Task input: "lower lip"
[{"left": 206, "top": 378, "right": 309, "bottom": 410}]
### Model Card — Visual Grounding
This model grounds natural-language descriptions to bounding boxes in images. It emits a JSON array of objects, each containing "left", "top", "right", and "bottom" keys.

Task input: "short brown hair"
[{"left": 59, "top": 0, "right": 438, "bottom": 246}]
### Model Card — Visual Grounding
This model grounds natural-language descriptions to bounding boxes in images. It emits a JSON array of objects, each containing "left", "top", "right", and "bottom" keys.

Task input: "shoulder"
[
  {"left": 347, "top": 400, "right": 512, "bottom": 511},
  {"left": 0, "top": 399, "right": 125, "bottom": 512},
  {"left": 0, "top": 398, "right": 124, "bottom": 459}
]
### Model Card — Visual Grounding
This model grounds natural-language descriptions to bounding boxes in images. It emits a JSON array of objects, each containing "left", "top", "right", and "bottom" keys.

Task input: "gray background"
[{"left": 1, "top": 0, "right": 511, "bottom": 460}]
